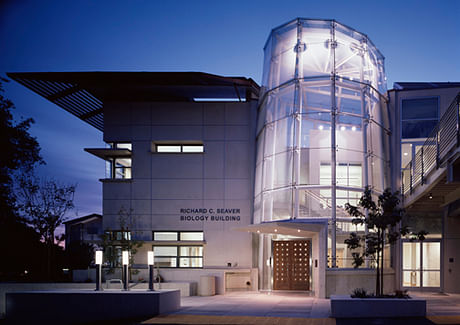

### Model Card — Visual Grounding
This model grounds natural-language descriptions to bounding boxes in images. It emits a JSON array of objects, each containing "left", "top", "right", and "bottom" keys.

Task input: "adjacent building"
[{"left": 9, "top": 18, "right": 460, "bottom": 297}]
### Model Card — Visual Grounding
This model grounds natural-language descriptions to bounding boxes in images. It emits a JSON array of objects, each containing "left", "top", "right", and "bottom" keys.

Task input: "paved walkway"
[{"left": 142, "top": 291, "right": 460, "bottom": 325}]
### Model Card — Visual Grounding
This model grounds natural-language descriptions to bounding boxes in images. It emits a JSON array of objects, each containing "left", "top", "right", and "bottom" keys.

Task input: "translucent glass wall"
[{"left": 254, "top": 18, "right": 390, "bottom": 267}]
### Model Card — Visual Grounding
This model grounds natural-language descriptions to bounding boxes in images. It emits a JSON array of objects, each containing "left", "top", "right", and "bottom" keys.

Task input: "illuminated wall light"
[
  {"left": 147, "top": 251, "right": 154, "bottom": 266},
  {"left": 318, "top": 125, "right": 324, "bottom": 130},
  {"left": 274, "top": 229, "right": 278, "bottom": 232},
  {"left": 352, "top": 126, "right": 356, "bottom": 131},
  {"left": 340, "top": 126, "right": 346, "bottom": 131},
  {"left": 404, "top": 152, "right": 408, "bottom": 156},
  {"left": 297, "top": 229, "right": 301, "bottom": 233}
]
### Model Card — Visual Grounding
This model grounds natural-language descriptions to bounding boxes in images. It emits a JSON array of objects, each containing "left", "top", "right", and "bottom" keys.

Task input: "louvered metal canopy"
[{"left": 7, "top": 72, "right": 260, "bottom": 132}]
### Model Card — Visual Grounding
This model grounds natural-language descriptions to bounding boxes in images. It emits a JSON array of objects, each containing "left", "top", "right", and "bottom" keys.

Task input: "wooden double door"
[{"left": 273, "top": 240, "right": 310, "bottom": 291}]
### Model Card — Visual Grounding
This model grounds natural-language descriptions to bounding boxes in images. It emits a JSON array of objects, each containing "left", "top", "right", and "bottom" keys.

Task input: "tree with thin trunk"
[
  {"left": 17, "top": 177, "right": 76, "bottom": 280},
  {"left": 344, "top": 187, "right": 426, "bottom": 296}
]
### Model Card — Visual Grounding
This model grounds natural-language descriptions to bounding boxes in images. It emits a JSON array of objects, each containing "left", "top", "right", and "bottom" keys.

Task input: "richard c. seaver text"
[{"left": 179, "top": 208, "right": 241, "bottom": 221}]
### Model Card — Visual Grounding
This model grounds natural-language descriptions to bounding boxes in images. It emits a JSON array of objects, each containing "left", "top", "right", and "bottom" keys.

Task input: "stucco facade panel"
[
  {"left": 204, "top": 179, "right": 225, "bottom": 200},
  {"left": 225, "top": 125, "right": 250, "bottom": 141},
  {"left": 131, "top": 179, "right": 152, "bottom": 200},
  {"left": 150, "top": 125, "right": 203, "bottom": 141},
  {"left": 225, "top": 103, "right": 249, "bottom": 125},
  {"left": 103, "top": 182, "right": 131, "bottom": 200},
  {"left": 225, "top": 142, "right": 250, "bottom": 178},
  {"left": 225, "top": 179, "right": 251, "bottom": 200},
  {"left": 203, "top": 142, "right": 225, "bottom": 178},
  {"left": 151, "top": 154, "right": 203, "bottom": 178},
  {"left": 203, "top": 126, "right": 225, "bottom": 140},
  {"left": 103, "top": 199, "right": 131, "bottom": 215},
  {"left": 150, "top": 103, "right": 203, "bottom": 125},
  {"left": 203, "top": 104, "right": 225, "bottom": 125},
  {"left": 151, "top": 179, "right": 203, "bottom": 199}
]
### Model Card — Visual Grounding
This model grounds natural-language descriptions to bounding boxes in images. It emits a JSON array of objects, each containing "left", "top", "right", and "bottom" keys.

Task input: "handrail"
[{"left": 402, "top": 93, "right": 460, "bottom": 195}]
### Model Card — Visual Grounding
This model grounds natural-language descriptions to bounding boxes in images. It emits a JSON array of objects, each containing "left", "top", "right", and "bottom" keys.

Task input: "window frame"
[
  {"left": 400, "top": 96, "right": 439, "bottom": 140},
  {"left": 152, "top": 231, "right": 204, "bottom": 268},
  {"left": 153, "top": 143, "right": 204, "bottom": 154}
]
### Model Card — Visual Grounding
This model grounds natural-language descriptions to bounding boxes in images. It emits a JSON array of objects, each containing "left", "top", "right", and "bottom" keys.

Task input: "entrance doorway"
[
  {"left": 273, "top": 240, "right": 310, "bottom": 290},
  {"left": 402, "top": 240, "right": 440, "bottom": 288}
]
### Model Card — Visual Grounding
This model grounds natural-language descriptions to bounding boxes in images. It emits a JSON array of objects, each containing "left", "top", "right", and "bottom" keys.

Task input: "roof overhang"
[
  {"left": 84, "top": 148, "right": 131, "bottom": 160},
  {"left": 7, "top": 72, "right": 260, "bottom": 132},
  {"left": 234, "top": 219, "right": 328, "bottom": 237}
]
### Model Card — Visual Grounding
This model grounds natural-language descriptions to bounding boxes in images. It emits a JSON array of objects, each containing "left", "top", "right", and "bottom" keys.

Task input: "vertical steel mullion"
[
  {"left": 292, "top": 19, "right": 302, "bottom": 219},
  {"left": 421, "top": 147, "right": 424, "bottom": 184},
  {"left": 330, "top": 21, "right": 337, "bottom": 268}
]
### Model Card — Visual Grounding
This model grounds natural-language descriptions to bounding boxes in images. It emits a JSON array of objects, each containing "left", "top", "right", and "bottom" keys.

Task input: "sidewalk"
[{"left": 143, "top": 291, "right": 460, "bottom": 325}]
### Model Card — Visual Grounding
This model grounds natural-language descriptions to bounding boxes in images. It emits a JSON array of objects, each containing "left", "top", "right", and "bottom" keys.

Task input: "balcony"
[{"left": 402, "top": 93, "right": 460, "bottom": 211}]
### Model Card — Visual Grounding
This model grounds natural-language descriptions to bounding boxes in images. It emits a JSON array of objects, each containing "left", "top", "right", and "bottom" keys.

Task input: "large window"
[
  {"left": 320, "top": 163, "right": 362, "bottom": 207},
  {"left": 401, "top": 98, "right": 438, "bottom": 139},
  {"left": 152, "top": 231, "right": 204, "bottom": 268}
]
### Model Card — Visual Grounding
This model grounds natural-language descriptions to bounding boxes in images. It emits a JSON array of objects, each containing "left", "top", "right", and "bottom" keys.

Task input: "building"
[
  {"left": 64, "top": 213, "right": 102, "bottom": 249},
  {"left": 8, "top": 18, "right": 460, "bottom": 297}
]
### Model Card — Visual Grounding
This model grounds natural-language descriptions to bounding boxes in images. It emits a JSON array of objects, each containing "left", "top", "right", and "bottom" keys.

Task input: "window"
[
  {"left": 319, "top": 163, "right": 362, "bottom": 207},
  {"left": 152, "top": 231, "right": 204, "bottom": 268},
  {"left": 154, "top": 144, "right": 204, "bottom": 153},
  {"left": 401, "top": 98, "right": 438, "bottom": 139},
  {"left": 105, "top": 142, "right": 132, "bottom": 179},
  {"left": 105, "top": 230, "right": 131, "bottom": 241}
]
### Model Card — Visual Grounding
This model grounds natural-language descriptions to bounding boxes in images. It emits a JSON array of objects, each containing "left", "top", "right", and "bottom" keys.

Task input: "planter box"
[
  {"left": 330, "top": 295, "right": 426, "bottom": 318},
  {"left": 6, "top": 289, "right": 180, "bottom": 324}
]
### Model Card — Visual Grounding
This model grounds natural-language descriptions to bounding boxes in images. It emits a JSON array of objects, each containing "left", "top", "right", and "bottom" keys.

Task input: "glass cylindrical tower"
[{"left": 254, "top": 19, "right": 389, "bottom": 272}]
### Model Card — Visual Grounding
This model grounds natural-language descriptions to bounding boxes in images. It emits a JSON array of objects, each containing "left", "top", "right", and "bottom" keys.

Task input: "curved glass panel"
[{"left": 255, "top": 18, "right": 388, "bottom": 225}]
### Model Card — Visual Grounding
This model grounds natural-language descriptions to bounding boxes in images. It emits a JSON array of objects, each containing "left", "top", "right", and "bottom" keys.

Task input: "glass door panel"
[
  {"left": 402, "top": 241, "right": 440, "bottom": 288},
  {"left": 402, "top": 242, "right": 420, "bottom": 287}
]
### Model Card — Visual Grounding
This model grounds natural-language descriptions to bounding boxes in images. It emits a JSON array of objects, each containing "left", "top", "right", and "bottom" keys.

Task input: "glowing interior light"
[
  {"left": 122, "top": 251, "right": 129, "bottom": 265},
  {"left": 95, "top": 251, "right": 103, "bottom": 265},
  {"left": 403, "top": 152, "right": 408, "bottom": 156},
  {"left": 340, "top": 126, "right": 346, "bottom": 131},
  {"left": 352, "top": 126, "right": 357, "bottom": 131},
  {"left": 257, "top": 230, "right": 260, "bottom": 233},
  {"left": 318, "top": 125, "right": 324, "bottom": 130},
  {"left": 274, "top": 229, "right": 278, "bottom": 232},
  {"left": 297, "top": 229, "right": 301, "bottom": 233},
  {"left": 147, "top": 251, "right": 154, "bottom": 266}
]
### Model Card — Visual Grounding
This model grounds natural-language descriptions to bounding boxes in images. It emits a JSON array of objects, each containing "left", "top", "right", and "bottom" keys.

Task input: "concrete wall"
[
  {"left": 102, "top": 100, "right": 258, "bottom": 270},
  {"left": 443, "top": 213, "right": 460, "bottom": 293},
  {"left": 326, "top": 268, "right": 396, "bottom": 297}
]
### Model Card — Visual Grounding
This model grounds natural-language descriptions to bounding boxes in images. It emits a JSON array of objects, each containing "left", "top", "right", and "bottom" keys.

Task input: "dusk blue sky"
[{"left": 1, "top": 0, "right": 459, "bottom": 224}]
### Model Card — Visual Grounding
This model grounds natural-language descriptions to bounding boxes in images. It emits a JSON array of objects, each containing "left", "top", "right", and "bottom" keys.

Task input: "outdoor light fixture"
[
  {"left": 318, "top": 125, "right": 324, "bottom": 130},
  {"left": 148, "top": 251, "right": 155, "bottom": 291},
  {"left": 429, "top": 193, "right": 433, "bottom": 200},
  {"left": 122, "top": 251, "right": 129, "bottom": 265},
  {"left": 352, "top": 126, "right": 356, "bottom": 131},
  {"left": 122, "top": 250, "right": 129, "bottom": 290},
  {"left": 95, "top": 250, "right": 103, "bottom": 265},
  {"left": 95, "top": 250, "right": 103, "bottom": 291},
  {"left": 340, "top": 126, "right": 346, "bottom": 131}
]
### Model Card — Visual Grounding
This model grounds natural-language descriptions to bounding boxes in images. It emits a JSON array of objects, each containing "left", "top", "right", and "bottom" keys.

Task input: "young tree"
[
  {"left": 101, "top": 207, "right": 143, "bottom": 279},
  {"left": 17, "top": 177, "right": 76, "bottom": 279},
  {"left": 344, "top": 187, "right": 427, "bottom": 296}
]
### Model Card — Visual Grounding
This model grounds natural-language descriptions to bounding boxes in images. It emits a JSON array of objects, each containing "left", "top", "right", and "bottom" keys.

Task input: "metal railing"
[{"left": 402, "top": 93, "right": 460, "bottom": 195}]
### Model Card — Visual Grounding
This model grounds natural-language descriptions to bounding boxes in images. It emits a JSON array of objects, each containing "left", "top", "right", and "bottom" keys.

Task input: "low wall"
[
  {"left": 326, "top": 268, "right": 395, "bottom": 297},
  {"left": 6, "top": 289, "right": 180, "bottom": 324},
  {"left": 0, "top": 282, "right": 193, "bottom": 318},
  {"left": 73, "top": 267, "right": 258, "bottom": 295}
]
